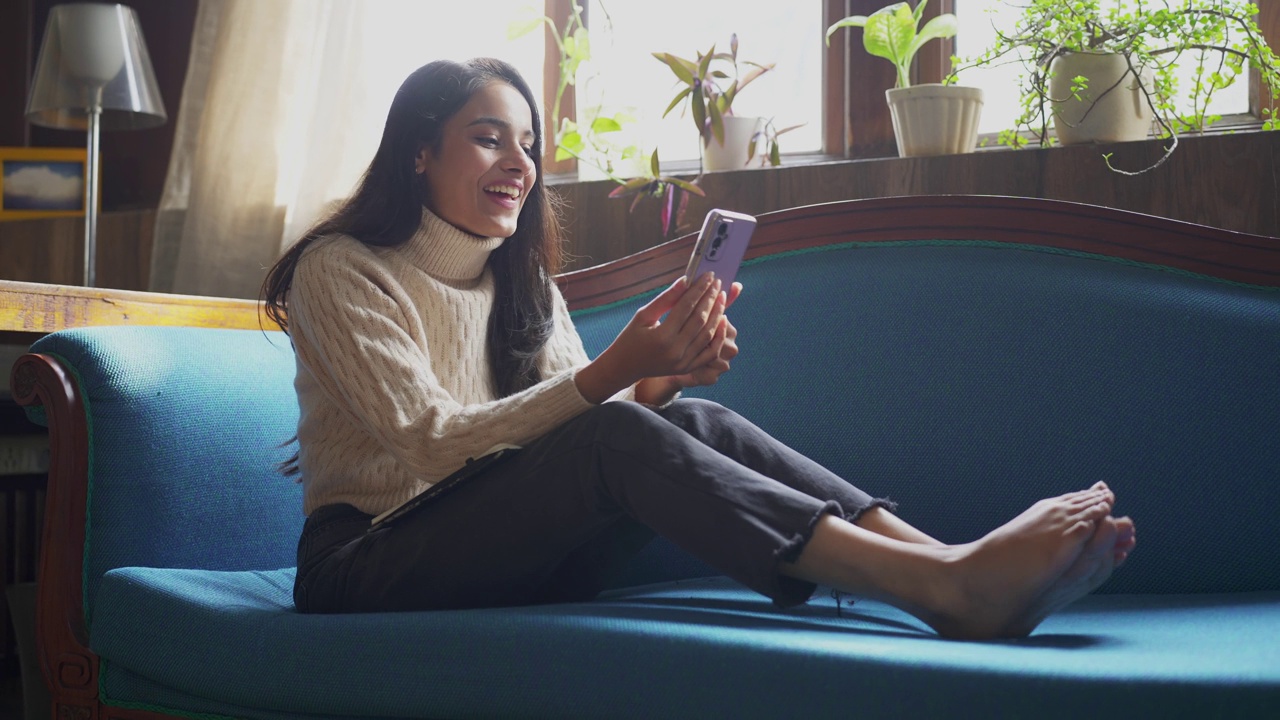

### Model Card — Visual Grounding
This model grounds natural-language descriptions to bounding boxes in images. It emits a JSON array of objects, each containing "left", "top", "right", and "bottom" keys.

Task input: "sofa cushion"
[
  {"left": 28, "top": 326, "right": 305, "bottom": 622},
  {"left": 574, "top": 242, "right": 1280, "bottom": 596},
  {"left": 92, "top": 566, "right": 1280, "bottom": 719}
]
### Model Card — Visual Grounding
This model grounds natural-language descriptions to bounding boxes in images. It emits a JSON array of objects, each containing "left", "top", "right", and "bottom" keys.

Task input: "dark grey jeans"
[{"left": 294, "top": 398, "right": 891, "bottom": 613}]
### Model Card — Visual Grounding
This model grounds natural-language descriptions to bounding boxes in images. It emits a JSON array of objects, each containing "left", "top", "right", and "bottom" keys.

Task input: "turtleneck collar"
[{"left": 401, "top": 206, "right": 506, "bottom": 282}]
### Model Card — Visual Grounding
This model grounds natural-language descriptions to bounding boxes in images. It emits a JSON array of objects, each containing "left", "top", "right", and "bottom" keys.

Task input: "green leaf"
[
  {"left": 558, "top": 130, "right": 583, "bottom": 153},
  {"left": 722, "top": 83, "right": 737, "bottom": 111},
  {"left": 862, "top": 4, "right": 914, "bottom": 68},
  {"left": 665, "top": 177, "right": 705, "bottom": 196},
  {"left": 907, "top": 13, "right": 958, "bottom": 59},
  {"left": 653, "top": 53, "right": 696, "bottom": 85},
  {"left": 608, "top": 177, "right": 651, "bottom": 198},
  {"left": 698, "top": 48, "right": 715, "bottom": 80},
  {"left": 708, "top": 101, "right": 725, "bottom": 145},
  {"left": 691, "top": 89, "right": 707, "bottom": 140},
  {"left": 650, "top": 148, "right": 661, "bottom": 177},
  {"left": 570, "top": 27, "right": 591, "bottom": 61},
  {"left": 662, "top": 86, "right": 692, "bottom": 118},
  {"left": 591, "top": 117, "right": 622, "bottom": 134},
  {"left": 506, "top": 16, "right": 549, "bottom": 41},
  {"left": 825, "top": 15, "right": 868, "bottom": 46},
  {"left": 769, "top": 140, "right": 781, "bottom": 166},
  {"left": 554, "top": 146, "right": 574, "bottom": 162}
]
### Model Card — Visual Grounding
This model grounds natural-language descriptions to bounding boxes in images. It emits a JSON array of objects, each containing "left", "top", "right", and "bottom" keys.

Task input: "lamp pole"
[{"left": 85, "top": 88, "right": 102, "bottom": 288}]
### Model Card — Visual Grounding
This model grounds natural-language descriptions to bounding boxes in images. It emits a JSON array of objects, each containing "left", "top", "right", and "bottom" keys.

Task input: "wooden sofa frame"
[{"left": 4, "top": 195, "right": 1278, "bottom": 720}]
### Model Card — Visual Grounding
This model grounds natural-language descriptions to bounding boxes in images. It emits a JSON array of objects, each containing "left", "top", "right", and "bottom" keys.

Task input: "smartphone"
[{"left": 684, "top": 208, "right": 757, "bottom": 288}]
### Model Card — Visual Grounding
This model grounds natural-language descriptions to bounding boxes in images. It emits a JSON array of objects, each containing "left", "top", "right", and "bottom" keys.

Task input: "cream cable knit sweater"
[{"left": 289, "top": 207, "right": 622, "bottom": 515}]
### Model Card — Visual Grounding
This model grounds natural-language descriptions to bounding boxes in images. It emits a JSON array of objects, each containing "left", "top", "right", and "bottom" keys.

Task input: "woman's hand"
[
  {"left": 669, "top": 312, "right": 739, "bottom": 388},
  {"left": 575, "top": 273, "right": 728, "bottom": 404},
  {"left": 634, "top": 281, "right": 742, "bottom": 405}
]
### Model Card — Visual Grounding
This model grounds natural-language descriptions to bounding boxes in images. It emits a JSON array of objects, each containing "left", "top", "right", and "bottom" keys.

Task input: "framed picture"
[{"left": 0, "top": 146, "right": 92, "bottom": 221}]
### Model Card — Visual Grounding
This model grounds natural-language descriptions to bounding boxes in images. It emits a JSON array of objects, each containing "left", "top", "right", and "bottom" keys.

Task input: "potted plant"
[
  {"left": 654, "top": 35, "right": 800, "bottom": 171},
  {"left": 827, "top": 0, "right": 983, "bottom": 158},
  {"left": 953, "top": 0, "right": 1280, "bottom": 174}
]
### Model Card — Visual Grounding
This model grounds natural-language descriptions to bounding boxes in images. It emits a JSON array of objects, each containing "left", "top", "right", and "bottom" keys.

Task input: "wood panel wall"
[
  {"left": 1, "top": 128, "right": 1277, "bottom": 290},
  {"left": 550, "top": 129, "right": 1280, "bottom": 272}
]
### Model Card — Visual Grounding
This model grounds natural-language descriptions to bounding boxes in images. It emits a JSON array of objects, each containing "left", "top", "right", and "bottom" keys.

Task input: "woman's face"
[{"left": 415, "top": 81, "right": 537, "bottom": 239}]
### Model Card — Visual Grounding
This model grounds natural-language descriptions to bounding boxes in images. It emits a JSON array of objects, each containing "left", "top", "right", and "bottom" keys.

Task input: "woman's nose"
[{"left": 506, "top": 146, "right": 535, "bottom": 174}]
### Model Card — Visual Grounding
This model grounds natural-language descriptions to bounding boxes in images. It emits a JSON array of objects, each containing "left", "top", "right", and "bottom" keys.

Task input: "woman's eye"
[
  {"left": 522, "top": 146, "right": 535, "bottom": 157},
  {"left": 477, "top": 137, "right": 499, "bottom": 147}
]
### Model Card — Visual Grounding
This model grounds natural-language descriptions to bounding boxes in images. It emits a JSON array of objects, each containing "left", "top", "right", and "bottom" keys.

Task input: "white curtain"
[{"left": 151, "top": 0, "right": 543, "bottom": 298}]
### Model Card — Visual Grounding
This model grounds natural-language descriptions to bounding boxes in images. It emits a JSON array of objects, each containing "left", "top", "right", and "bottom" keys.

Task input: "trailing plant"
[
  {"left": 826, "top": 0, "right": 959, "bottom": 89},
  {"left": 950, "top": 0, "right": 1280, "bottom": 174},
  {"left": 654, "top": 35, "right": 799, "bottom": 165}
]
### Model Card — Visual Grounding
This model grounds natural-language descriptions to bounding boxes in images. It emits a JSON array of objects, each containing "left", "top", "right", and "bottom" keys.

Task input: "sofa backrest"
[
  {"left": 573, "top": 241, "right": 1280, "bottom": 596},
  {"left": 29, "top": 326, "right": 303, "bottom": 620}
]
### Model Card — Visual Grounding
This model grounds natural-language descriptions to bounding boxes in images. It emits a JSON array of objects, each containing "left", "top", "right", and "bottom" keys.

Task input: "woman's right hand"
[{"left": 574, "top": 272, "right": 726, "bottom": 404}]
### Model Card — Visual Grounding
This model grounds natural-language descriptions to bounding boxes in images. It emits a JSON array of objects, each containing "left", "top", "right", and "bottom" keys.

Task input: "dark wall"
[{"left": 0, "top": 0, "right": 198, "bottom": 210}]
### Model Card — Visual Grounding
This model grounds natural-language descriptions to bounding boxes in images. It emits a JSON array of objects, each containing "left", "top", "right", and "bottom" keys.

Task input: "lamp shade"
[{"left": 25, "top": 3, "right": 167, "bottom": 131}]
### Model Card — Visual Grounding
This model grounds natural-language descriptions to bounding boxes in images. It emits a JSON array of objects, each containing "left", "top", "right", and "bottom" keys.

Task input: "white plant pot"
[
  {"left": 702, "top": 116, "right": 764, "bottom": 171},
  {"left": 1049, "top": 52, "right": 1154, "bottom": 145},
  {"left": 885, "top": 84, "right": 984, "bottom": 158}
]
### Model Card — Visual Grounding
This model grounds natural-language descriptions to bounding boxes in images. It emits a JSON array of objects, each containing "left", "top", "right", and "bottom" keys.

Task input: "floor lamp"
[{"left": 24, "top": 3, "right": 166, "bottom": 288}]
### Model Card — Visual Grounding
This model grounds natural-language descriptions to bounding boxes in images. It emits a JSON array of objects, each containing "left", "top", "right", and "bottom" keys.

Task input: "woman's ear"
[{"left": 414, "top": 145, "right": 430, "bottom": 175}]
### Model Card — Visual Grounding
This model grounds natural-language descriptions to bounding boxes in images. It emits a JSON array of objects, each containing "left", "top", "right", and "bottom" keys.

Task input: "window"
[
  {"left": 951, "top": 0, "right": 1251, "bottom": 136},
  {"left": 272, "top": 1, "right": 546, "bottom": 210},
  {"left": 578, "top": 0, "right": 824, "bottom": 172}
]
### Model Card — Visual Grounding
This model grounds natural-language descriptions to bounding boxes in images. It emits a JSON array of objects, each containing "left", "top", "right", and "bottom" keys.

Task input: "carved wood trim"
[
  {"left": 56, "top": 702, "right": 95, "bottom": 720},
  {"left": 555, "top": 195, "right": 1280, "bottom": 310},
  {"left": 10, "top": 354, "right": 99, "bottom": 708}
]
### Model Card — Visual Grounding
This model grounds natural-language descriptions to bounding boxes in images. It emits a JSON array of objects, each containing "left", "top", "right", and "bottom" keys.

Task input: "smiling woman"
[{"left": 253, "top": 56, "right": 1135, "bottom": 641}]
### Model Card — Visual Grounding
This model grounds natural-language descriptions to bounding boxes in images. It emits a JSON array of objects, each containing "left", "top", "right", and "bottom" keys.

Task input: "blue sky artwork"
[{"left": 3, "top": 160, "right": 84, "bottom": 211}]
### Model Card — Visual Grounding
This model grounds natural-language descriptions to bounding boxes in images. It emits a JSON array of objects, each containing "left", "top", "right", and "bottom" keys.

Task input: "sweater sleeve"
[
  {"left": 289, "top": 240, "right": 596, "bottom": 482},
  {"left": 540, "top": 281, "right": 637, "bottom": 403}
]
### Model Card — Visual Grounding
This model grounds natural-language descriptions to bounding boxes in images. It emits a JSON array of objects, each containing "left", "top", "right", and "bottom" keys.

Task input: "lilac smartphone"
[{"left": 683, "top": 208, "right": 757, "bottom": 288}]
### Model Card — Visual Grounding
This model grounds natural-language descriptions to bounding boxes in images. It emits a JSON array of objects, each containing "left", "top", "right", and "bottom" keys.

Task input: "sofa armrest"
[{"left": 9, "top": 352, "right": 98, "bottom": 712}]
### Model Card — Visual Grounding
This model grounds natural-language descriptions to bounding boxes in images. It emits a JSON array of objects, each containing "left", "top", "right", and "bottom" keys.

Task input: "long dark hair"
[{"left": 262, "top": 58, "right": 562, "bottom": 399}]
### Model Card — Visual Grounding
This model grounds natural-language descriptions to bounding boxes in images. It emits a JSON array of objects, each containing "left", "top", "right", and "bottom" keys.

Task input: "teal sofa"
[{"left": 11, "top": 196, "right": 1280, "bottom": 719}]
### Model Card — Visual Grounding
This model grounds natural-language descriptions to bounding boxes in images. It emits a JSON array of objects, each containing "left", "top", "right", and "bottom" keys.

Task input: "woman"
[{"left": 262, "top": 58, "right": 1135, "bottom": 640}]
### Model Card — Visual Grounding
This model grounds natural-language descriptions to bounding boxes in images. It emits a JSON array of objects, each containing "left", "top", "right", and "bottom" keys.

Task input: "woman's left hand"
[
  {"left": 670, "top": 314, "right": 738, "bottom": 388},
  {"left": 636, "top": 282, "right": 741, "bottom": 402}
]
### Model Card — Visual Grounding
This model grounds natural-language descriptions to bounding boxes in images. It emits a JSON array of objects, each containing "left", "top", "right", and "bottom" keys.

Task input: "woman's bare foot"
[
  {"left": 1004, "top": 514, "right": 1136, "bottom": 637},
  {"left": 1113, "top": 517, "right": 1136, "bottom": 566},
  {"left": 924, "top": 483, "right": 1116, "bottom": 640}
]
